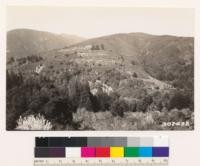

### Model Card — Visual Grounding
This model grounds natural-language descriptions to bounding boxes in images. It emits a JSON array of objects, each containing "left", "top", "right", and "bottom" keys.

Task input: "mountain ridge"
[{"left": 7, "top": 28, "right": 86, "bottom": 58}]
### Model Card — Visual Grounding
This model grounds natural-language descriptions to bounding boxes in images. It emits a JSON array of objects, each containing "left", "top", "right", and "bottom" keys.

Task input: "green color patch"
[{"left": 124, "top": 147, "right": 139, "bottom": 157}]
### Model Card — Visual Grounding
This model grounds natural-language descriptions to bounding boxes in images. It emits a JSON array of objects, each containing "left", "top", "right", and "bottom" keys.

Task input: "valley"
[{"left": 6, "top": 29, "right": 194, "bottom": 130}]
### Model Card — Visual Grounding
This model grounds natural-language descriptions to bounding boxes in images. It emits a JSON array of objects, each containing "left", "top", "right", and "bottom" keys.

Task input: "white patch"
[
  {"left": 89, "top": 80, "right": 113, "bottom": 96},
  {"left": 35, "top": 65, "right": 45, "bottom": 74}
]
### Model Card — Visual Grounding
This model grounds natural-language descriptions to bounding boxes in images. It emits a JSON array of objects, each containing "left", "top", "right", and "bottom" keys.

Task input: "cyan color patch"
[{"left": 139, "top": 147, "right": 152, "bottom": 157}]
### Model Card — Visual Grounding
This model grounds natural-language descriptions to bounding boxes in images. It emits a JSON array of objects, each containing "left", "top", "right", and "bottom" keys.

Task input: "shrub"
[
  {"left": 131, "top": 60, "right": 137, "bottom": 65},
  {"left": 15, "top": 114, "right": 52, "bottom": 130},
  {"left": 73, "top": 108, "right": 194, "bottom": 130},
  {"left": 133, "top": 72, "right": 138, "bottom": 78},
  {"left": 49, "top": 65, "right": 54, "bottom": 69},
  {"left": 143, "top": 95, "right": 153, "bottom": 105},
  {"left": 151, "top": 91, "right": 166, "bottom": 111},
  {"left": 43, "top": 98, "right": 74, "bottom": 125},
  {"left": 6, "top": 87, "right": 29, "bottom": 130},
  {"left": 110, "top": 99, "right": 128, "bottom": 117},
  {"left": 28, "top": 96, "right": 49, "bottom": 112},
  {"left": 95, "top": 91, "right": 111, "bottom": 111},
  {"left": 136, "top": 100, "right": 147, "bottom": 112},
  {"left": 128, "top": 101, "right": 137, "bottom": 112},
  {"left": 169, "top": 91, "right": 191, "bottom": 109},
  {"left": 7, "top": 57, "right": 15, "bottom": 64},
  {"left": 7, "top": 70, "right": 23, "bottom": 89},
  {"left": 136, "top": 96, "right": 152, "bottom": 112}
]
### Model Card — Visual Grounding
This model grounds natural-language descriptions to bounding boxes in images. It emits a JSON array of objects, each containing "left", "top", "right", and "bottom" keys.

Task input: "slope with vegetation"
[{"left": 6, "top": 31, "right": 194, "bottom": 130}]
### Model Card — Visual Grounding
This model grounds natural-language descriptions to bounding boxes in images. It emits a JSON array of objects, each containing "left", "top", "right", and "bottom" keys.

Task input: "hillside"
[
  {"left": 75, "top": 33, "right": 194, "bottom": 90},
  {"left": 6, "top": 31, "right": 194, "bottom": 130},
  {"left": 77, "top": 33, "right": 193, "bottom": 70},
  {"left": 7, "top": 29, "right": 85, "bottom": 58}
]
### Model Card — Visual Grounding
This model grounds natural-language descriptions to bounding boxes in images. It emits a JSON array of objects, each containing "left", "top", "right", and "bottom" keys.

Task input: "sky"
[{"left": 7, "top": 6, "right": 194, "bottom": 38}]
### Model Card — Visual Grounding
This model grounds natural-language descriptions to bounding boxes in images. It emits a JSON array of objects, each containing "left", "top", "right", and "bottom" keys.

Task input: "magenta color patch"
[{"left": 81, "top": 147, "right": 95, "bottom": 157}]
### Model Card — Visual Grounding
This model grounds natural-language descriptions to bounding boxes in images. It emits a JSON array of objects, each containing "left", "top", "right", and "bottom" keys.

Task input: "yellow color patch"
[{"left": 110, "top": 147, "right": 124, "bottom": 157}]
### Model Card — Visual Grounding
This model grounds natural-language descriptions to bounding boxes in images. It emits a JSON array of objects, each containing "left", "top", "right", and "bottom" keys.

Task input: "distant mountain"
[
  {"left": 7, "top": 29, "right": 85, "bottom": 58},
  {"left": 77, "top": 32, "right": 193, "bottom": 63}
]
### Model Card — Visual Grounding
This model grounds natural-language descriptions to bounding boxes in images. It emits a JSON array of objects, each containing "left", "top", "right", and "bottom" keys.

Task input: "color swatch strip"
[
  {"left": 35, "top": 137, "right": 169, "bottom": 158},
  {"left": 35, "top": 147, "right": 169, "bottom": 158}
]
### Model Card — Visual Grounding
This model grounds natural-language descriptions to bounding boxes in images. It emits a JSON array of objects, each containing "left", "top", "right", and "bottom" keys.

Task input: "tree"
[
  {"left": 91, "top": 45, "right": 96, "bottom": 50},
  {"left": 110, "top": 99, "right": 128, "bottom": 117},
  {"left": 169, "top": 91, "right": 191, "bottom": 110},
  {"left": 68, "top": 76, "right": 93, "bottom": 110},
  {"left": 101, "top": 44, "right": 104, "bottom": 50},
  {"left": 95, "top": 45, "right": 100, "bottom": 50}
]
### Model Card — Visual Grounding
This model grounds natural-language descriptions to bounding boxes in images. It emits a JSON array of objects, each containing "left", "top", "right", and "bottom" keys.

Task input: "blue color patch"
[{"left": 139, "top": 147, "right": 152, "bottom": 157}]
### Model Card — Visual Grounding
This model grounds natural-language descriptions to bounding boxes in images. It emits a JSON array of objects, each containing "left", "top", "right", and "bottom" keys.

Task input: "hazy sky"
[{"left": 7, "top": 6, "right": 194, "bottom": 38}]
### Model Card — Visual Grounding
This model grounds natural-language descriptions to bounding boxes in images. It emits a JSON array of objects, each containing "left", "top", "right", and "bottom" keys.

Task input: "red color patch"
[{"left": 95, "top": 147, "right": 110, "bottom": 157}]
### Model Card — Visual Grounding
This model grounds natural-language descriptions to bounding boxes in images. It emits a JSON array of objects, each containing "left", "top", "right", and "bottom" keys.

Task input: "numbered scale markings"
[{"left": 34, "top": 158, "right": 168, "bottom": 166}]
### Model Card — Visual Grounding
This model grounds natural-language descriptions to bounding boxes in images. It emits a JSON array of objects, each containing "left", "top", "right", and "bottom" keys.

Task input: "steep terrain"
[
  {"left": 7, "top": 32, "right": 194, "bottom": 91},
  {"left": 79, "top": 33, "right": 192, "bottom": 66},
  {"left": 74, "top": 33, "right": 194, "bottom": 90},
  {"left": 6, "top": 31, "right": 194, "bottom": 130}
]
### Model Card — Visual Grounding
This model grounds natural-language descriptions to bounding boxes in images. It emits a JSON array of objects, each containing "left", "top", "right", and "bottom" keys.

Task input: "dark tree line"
[
  {"left": 7, "top": 55, "right": 43, "bottom": 65},
  {"left": 91, "top": 44, "right": 105, "bottom": 50},
  {"left": 7, "top": 65, "right": 193, "bottom": 130}
]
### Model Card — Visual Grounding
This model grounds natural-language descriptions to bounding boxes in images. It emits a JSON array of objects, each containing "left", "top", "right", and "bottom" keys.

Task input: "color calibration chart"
[{"left": 34, "top": 136, "right": 169, "bottom": 166}]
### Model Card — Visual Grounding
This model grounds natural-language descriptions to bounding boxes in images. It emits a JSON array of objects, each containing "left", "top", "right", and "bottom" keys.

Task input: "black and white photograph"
[{"left": 6, "top": 6, "right": 194, "bottom": 130}]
